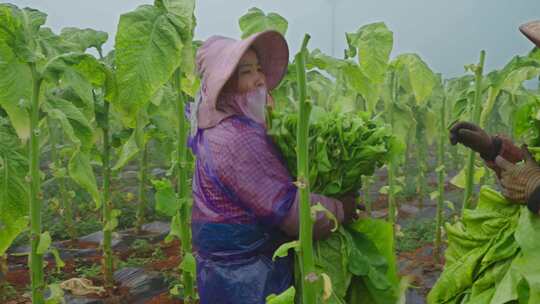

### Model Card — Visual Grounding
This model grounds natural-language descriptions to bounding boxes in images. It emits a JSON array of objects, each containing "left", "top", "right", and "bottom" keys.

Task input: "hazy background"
[{"left": 8, "top": 0, "right": 540, "bottom": 77}]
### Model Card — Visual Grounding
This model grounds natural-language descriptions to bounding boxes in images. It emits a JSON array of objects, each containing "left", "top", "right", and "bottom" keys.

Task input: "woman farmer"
[
  {"left": 450, "top": 21, "right": 540, "bottom": 215},
  {"left": 188, "top": 31, "right": 358, "bottom": 304}
]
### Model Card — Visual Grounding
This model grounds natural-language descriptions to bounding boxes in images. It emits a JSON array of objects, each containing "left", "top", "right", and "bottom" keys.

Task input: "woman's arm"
[
  {"left": 280, "top": 193, "right": 344, "bottom": 240},
  {"left": 208, "top": 122, "right": 345, "bottom": 239}
]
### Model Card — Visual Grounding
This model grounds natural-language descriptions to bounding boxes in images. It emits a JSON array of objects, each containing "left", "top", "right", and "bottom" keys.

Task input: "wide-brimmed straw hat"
[
  {"left": 195, "top": 31, "right": 289, "bottom": 129},
  {"left": 520, "top": 20, "right": 540, "bottom": 48}
]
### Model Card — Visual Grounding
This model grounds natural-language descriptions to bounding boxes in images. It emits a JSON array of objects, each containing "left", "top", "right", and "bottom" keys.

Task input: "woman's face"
[{"left": 236, "top": 49, "right": 267, "bottom": 93}]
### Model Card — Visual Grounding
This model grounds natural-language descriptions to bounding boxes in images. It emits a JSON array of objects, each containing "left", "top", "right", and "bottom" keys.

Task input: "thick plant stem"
[
  {"left": 0, "top": 254, "right": 7, "bottom": 281},
  {"left": 462, "top": 51, "right": 486, "bottom": 216},
  {"left": 1, "top": 162, "right": 8, "bottom": 280},
  {"left": 174, "top": 69, "right": 195, "bottom": 301},
  {"left": 416, "top": 116, "right": 427, "bottom": 210},
  {"left": 451, "top": 145, "right": 460, "bottom": 172},
  {"left": 387, "top": 71, "right": 398, "bottom": 225},
  {"left": 296, "top": 34, "right": 318, "bottom": 304},
  {"left": 462, "top": 153, "right": 476, "bottom": 214},
  {"left": 404, "top": 133, "right": 411, "bottom": 176},
  {"left": 435, "top": 96, "right": 446, "bottom": 262},
  {"left": 48, "top": 119, "right": 76, "bottom": 240},
  {"left": 102, "top": 100, "right": 114, "bottom": 287},
  {"left": 509, "top": 94, "right": 515, "bottom": 139},
  {"left": 136, "top": 111, "right": 148, "bottom": 231},
  {"left": 29, "top": 63, "right": 44, "bottom": 304},
  {"left": 404, "top": 132, "right": 416, "bottom": 194},
  {"left": 363, "top": 176, "right": 372, "bottom": 216}
]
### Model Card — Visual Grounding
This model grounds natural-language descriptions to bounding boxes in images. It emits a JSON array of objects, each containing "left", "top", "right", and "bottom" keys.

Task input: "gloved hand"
[
  {"left": 495, "top": 146, "right": 540, "bottom": 211},
  {"left": 339, "top": 192, "right": 360, "bottom": 224},
  {"left": 449, "top": 121, "right": 501, "bottom": 161}
]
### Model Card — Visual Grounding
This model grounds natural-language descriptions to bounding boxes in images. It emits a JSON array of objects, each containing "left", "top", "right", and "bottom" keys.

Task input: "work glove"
[
  {"left": 449, "top": 121, "right": 501, "bottom": 161},
  {"left": 495, "top": 145, "right": 540, "bottom": 214}
]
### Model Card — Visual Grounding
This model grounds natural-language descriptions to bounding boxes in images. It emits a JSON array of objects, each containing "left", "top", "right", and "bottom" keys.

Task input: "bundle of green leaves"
[
  {"left": 269, "top": 107, "right": 392, "bottom": 197},
  {"left": 314, "top": 219, "right": 402, "bottom": 304},
  {"left": 428, "top": 186, "right": 540, "bottom": 304}
]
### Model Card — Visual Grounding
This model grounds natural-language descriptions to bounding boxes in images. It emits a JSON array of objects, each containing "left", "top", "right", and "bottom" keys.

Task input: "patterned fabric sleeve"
[{"left": 207, "top": 118, "right": 344, "bottom": 235}]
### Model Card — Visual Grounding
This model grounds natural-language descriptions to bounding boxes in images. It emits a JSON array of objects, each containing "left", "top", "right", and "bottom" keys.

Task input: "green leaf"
[
  {"left": 42, "top": 52, "right": 106, "bottom": 117},
  {"left": 180, "top": 252, "right": 196, "bottom": 274},
  {"left": 379, "top": 185, "right": 403, "bottom": 196},
  {"left": 37, "top": 231, "right": 51, "bottom": 255},
  {"left": 238, "top": 7, "right": 288, "bottom": 38},
  {"left": 501, "top": 66, "right": 540, "bottom": 95},
  {"left": 152, "top": 179, "right": 178, "bottom": 216},
  {"left": 346, "top": 226, "right": 397, "bottom": 302},
  {"left": 390, "top": 101, "right": 416, "bottom": 145},
  {"left": 112, "top": 131, "right": 139, "bottom": 171},
  {"left": 392, "top": 54, "right": 438, "bottom": 106},
  {"left": 165, "top": 213, "right": 181, "bottom": 243},
  {"left": 104, "top": 209, "right": 121, "bottom": 231},
  {"left": 115, "top": 4, "right": 185, "bottom": 127},
  {"left": 0, "top": 134, "right": 29, "bottom": 255},
  {"left": 0, "top": 4, "right": 47, "bottom": 63},
  {"left": 342, "top": 62, "right": 381, "bottom": 112},
  {"left": 515, "top": 208, "right": 540, "bottom": 258},
  {"left": 307, "top": 48, "right": 345, "bottom": 78},
  {"left": 490, "top": 257, "right": 523, "bottom": 304},
  {"left": 43, "top": 98, "right": 93, "bottom": 149},
  {"left": 0, "top": 216, "right": 27, "bottom": 256},
  {"left": 479, "top": 56, "right": 540, "bottom": 127},
  {"left": 44, "top": 108, "right": 79, "bottom": 145},
  {"left": 348, "top": 246, "right": 371, "bottom": 277},
  {"left": 427, "top": 187, "right": 525, "bottom": 304},
  {"left": 424, "top": 108, "right": 438, "bottom": 145},
  {"left": 445, "top": 200, "right": 455, "bottom": 212},
  {"left": 170, "top": 284, "right": 181, "bottom": 296},
  {"left": 314, "top": 220, "right": 398, "bottom": 303},
  {"left": 155, "top": 0, "right": 196, "bottom": 25},
  {"left": 60, "top": 27, "right": 108, "bottom": 52},
  {"left": 36, "top": 27, "right": 74, "bottom": 57},
  {"left": 529, "top": 47, "right": 540, "bottom": 62},
  {"left": 450, "top": 166, "right": 485, "bottom": 189},
  {"left": 50, "top": 248, "right": 65, "bottom": 272},
  {"left": 44, "top": 283, "right": 64, "bottom": 304},
  {"left": 349, "top": 219, "right": 398, "bottom": 286},
  {"left": 346, "top": 22, "right": 393, "bottom": 84},
  {"left": 0, "top": 42, "right": 32, "bottom": 140},
  {"left": 265, "top": 286, "right": 296, "bottom": 304},
  {"left": 314, "top": 230, "right": 351, "bottom": 302},
  {"left": 272, "top": 240, "right": 299, "bottom": 261},
  {"left": 181, "top": 73, "right": 200, "bottom": 97},
  {"left": 69, "top": 150, "right": 100, "bottom": 208}
]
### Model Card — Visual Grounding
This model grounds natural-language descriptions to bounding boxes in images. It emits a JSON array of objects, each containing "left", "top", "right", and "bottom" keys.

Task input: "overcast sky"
[{"left": 8, "top": 0, "right": 540, "bottom": 77}]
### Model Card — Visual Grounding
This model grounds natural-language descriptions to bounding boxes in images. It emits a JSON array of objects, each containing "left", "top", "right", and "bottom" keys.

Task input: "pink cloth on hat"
[{"left": 195, "top": 31, "right": 289, "bottom": 129}]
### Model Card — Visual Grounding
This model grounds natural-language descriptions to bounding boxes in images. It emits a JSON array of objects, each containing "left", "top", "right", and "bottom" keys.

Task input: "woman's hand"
[
  {"left": 449, "top": 121, "right": 500, "bottom": 160},
  {"left": 495, "top": 145, "right": 540, "bottom": 205}
]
